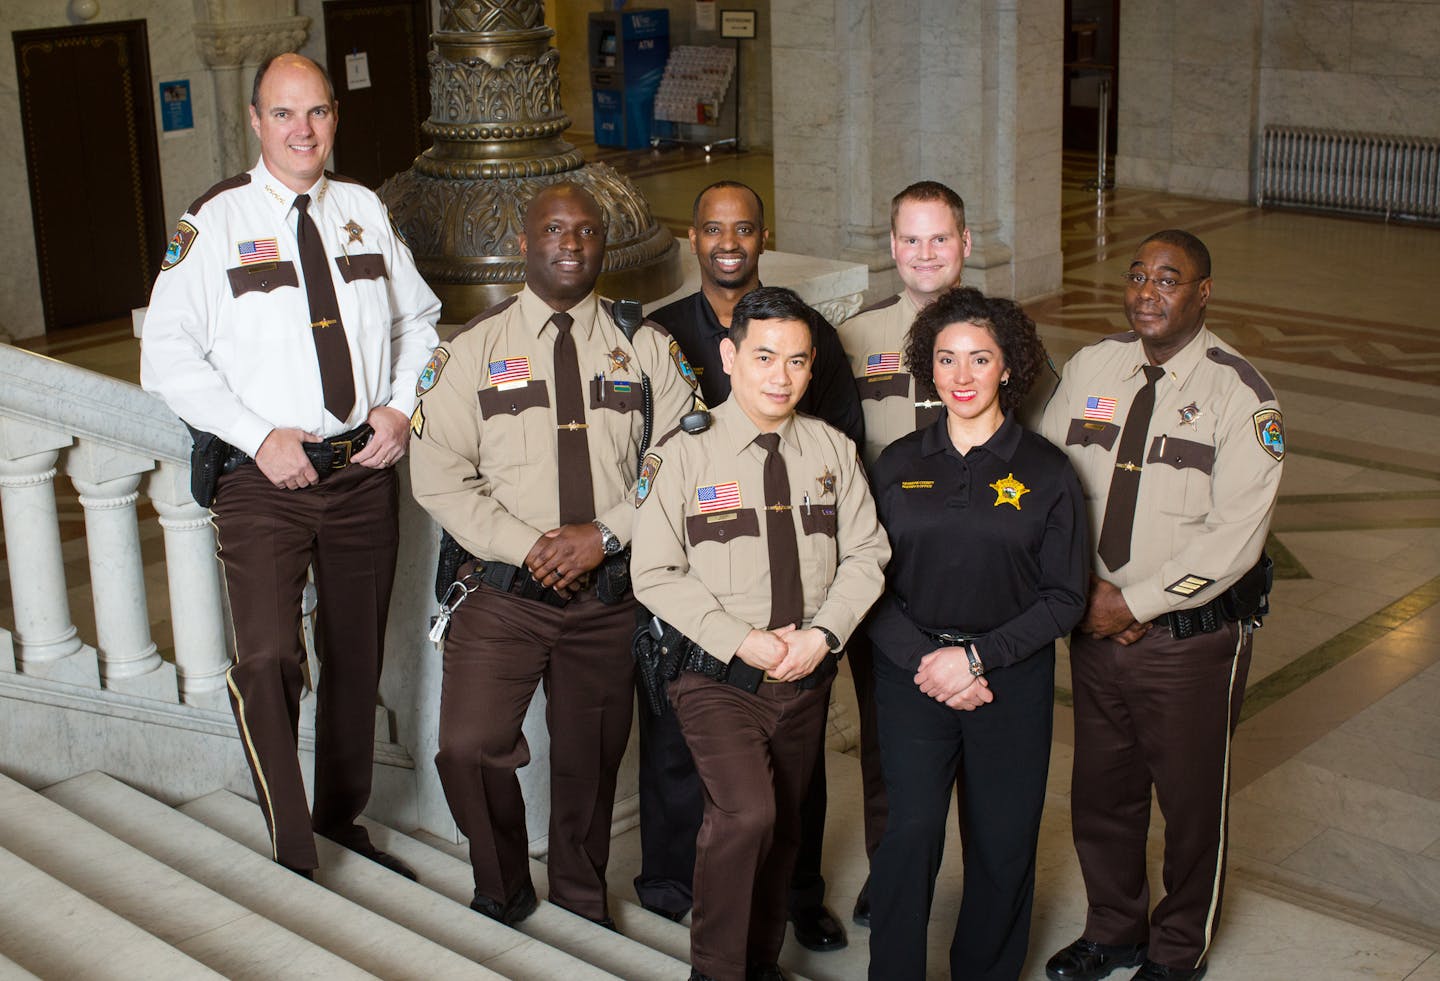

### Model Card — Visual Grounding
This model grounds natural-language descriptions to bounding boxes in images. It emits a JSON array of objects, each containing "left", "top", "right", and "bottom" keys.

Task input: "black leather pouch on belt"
[
  {"left": 634, "top": 614, "right": 687, "bottom": 715},
  {"left": 595, "top": 548, "right": 632, "bottom": 605},
  {"left": 1221, "top": 551, "right": 1274, "bottom": 624},
  {"left": 185, "top": 424, "right": 227, "bottom": 508}
]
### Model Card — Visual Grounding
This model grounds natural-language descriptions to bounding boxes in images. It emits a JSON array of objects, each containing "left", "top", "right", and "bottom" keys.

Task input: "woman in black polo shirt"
[{"left": 866, "top": 287, "right": 1088, "bottom": 981}]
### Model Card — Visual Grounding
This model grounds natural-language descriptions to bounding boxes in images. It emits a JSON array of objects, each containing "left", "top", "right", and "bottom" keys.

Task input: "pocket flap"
[
  {"left": 336, "top": 253, "right": 386, "bottom": 283},
  {"left": 1065, "top": 418, "right": 1120, "bottom": 451},
  {"left": 1147, "top": 435, "right": 1215, "bottom": 474},
  {"left": 227, "top": 261, "right": 298, "bottom": 297},
  {"left": 800, "top": 504, "right": 838, "bottom": 537},
  {"left": 856, "top": 372, "right": 910, "bottom": 402},
  {"left": 477, "top": 379, "right": 550, "bottom": 418},
  {"left": 589, "top": 377, "right": 642, "bottom": 413},
  {"left": 686, "top": 508, "right": 761, "bottom": 545}
]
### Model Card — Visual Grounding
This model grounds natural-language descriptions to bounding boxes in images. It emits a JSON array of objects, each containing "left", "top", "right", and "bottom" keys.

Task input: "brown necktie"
[
  {"left": 1097, "top": 364, "right": 1165, "bottom": 572},
  {"left": 552, "top": 311, "right": 595, "bottom": 524},
  {"left": 756, "top": 432, "right": 803, "bottom": 630},
  {"left": 294, "top": 193, "right": 355, "bottom": 421}
]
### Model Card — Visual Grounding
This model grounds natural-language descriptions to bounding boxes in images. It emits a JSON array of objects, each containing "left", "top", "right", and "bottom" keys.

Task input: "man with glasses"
[{"left": 1038, "top": 230, "right": 1283, "bottom": 981}]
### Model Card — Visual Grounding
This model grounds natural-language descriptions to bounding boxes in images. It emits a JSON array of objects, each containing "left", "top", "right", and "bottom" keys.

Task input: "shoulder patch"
[
  {"left": 451, "top": 294, "right": 520, "bottom": 341},
  {"left": 635, "top": 452, "right": 662, "bottom": 507},
  {"left": 387, "top": 209, "right": 409, "bottom": 246},
  {"left": 856, "top": 293, "right": 902, "bottom": 316},
  {"left": 1101, "top": 331, "right": 1140, "bottom": 343},
  {"left": 1208, "top": 347, "right": 1276, "bottom": 403},
  {"left": 417, "top": 347, "right": 450, "bottom": 396},
  {"left": 324, "top": 169, "right": 365, "bottom": 186},
  {"left": 1252, "top": 408, "right": 1285, "bottom": 461},
  {"left": 160, "top": 219, "right": 198, "bottom": 271},
  {"left": 669, "top": 339, "right": 699, "bottom": 389},
  {"left": 1165, "top": 573, "right": 1215, "bottom": 597},
  {"left": 188, "top": 173, "right": 251, "bottom": 216}
]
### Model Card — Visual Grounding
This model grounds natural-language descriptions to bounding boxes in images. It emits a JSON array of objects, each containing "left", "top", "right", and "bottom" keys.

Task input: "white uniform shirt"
[{"left": 141, "top": 158, "right": 441, "bottom": 456}]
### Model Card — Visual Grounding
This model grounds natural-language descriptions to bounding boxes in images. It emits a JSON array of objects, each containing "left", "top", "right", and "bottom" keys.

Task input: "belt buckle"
[
  {"left": 331, "top": 438, "right": 353, "bottom": 469},
  {"left": 762, "top": 672, "right": 785, "bottom": 684}
]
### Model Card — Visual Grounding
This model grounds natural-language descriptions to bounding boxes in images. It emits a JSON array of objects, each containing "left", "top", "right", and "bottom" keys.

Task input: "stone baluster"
[
  {"left": 0, "top": 438, "right": 100, "bottom": 688},
  {"left": 148, "top": 462, "right": 232, "bottom": 711},
  {"left": 68, "top": 438, "right": 178, "bottom": 702}
]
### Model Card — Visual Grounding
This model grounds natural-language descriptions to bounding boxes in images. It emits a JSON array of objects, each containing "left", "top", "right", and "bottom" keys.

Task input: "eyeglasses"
[{"left": 1121, "top": 272, "right": 1206, "bottom": 294}]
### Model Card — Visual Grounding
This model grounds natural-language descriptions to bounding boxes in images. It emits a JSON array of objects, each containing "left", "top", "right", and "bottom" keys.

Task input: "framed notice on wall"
[{"left": 720, "top": 10, "right": 756, "bottom": 39}]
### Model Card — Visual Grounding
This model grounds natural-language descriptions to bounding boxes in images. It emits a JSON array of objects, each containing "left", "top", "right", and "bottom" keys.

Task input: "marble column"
[
  {"left": 193, "top": 10, "right": 311, "bottom": 177},
  {"left": 769, "top": 0, "right": 1062, "bottom": 302},
  {"left": 149, "top": 462, "right": 232, "bottom": 711},
  {"left": 0, "top": 448, "right": 100, "bottom": 688}
]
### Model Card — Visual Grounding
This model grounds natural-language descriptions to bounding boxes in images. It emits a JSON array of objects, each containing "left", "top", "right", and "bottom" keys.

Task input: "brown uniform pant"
[
  {"left": 670, "top": 669, "right": 832, "bottom": 981},
  {"left": 213, "top": 462, "right": 398, "bottom": 871},
  {"left": 435, "top": 583, "right": 636, "bottom": 921},
  {"left": 1069, "top": 620, "right": 1252, "bottom": 971}
]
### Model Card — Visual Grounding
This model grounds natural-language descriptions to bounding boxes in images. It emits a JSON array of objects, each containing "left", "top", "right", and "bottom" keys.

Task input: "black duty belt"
[
  {"left": 463, "top": 558, "right": 592, "bottom": 609},
  {"left": 1156, "top": 596, "right": 1227, "bottom": 639},
  {"left": 681, "top": 644, "right": 836, "bottom": 694},
  {"left": 222, "top": 423, "right": 375, "bottom": 478}
]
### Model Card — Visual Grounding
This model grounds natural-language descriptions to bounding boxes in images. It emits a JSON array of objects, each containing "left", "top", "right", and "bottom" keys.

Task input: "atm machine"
[{"left": 588, "top": 8, "right": 669, "bottom": 149}]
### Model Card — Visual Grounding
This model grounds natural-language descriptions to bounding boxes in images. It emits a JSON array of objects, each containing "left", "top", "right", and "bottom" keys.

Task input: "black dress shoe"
[
  {"left": 689, "top": 970, "right": 717, "bottom": 981},
  {"left": 1045, "top": 937, "right": 1148, "bottom": 981},
  {"left": 852, "top": 877, "right": 871, "bottom": 928},
  {"left": 362, "top": 848, "right": 418, "bottom": 881},
  {"left": 789, "top": 903, "right": 848, "bottom": 952},
  {"left": 278, "top": 861, "right": 314, "bottom": 880},
  {"left": 1132, "top": 960, "right": 1206, "bottom": 980},
  {"left": 747, "top": 964, "right": 787, "bottom": 981},
  {"left": 641, "top": 902, "right": 688, "bottom": 922},
  {"left": 469, "top": 883, "right": 539, "bottom": 926}
]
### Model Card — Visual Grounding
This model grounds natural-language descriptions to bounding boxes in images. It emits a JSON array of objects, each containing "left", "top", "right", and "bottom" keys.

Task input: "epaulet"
[
  {"left": 1206, "top": 347, "right": 1275, "bottom": 403},
  {"left": 654, "top": 424, "right": 685, "bottom": 447},
  {"left": 324, "top": 170, "right": 365, "bottom": 186},
  {"left": 638, "top": 316, "right": 671, "bottom": 338},
  {"left": 601, "top": 298, "right": 671, "bottom": 339},
  {"left": 855, "top": 293, "right": 902, "bottom": 316},
  {"left": 188, "top": 173, "right": 250, "bottom": 215},
  {"left": 450, "top": 294, "right": 519, "bottom": 340},
  {"left": 1100, "top": 330, "right": 1139, "bottom": 343}
]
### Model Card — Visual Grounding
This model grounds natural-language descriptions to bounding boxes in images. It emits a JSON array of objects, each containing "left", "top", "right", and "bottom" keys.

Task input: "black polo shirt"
[
  {"left": 867, "top": 412, "right": 1088, "bottom": 672},
  {"left": 648, "top": 290, "right": 865, "bottom": 446}
]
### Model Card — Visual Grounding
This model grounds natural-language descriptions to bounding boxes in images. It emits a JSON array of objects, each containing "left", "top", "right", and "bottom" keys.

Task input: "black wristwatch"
[
  {"left": 964, "top": 644, "right": 985, "bottom": 678},
  {"left": 593, "top": 520, "right": 622, "bottom": 556},
  {"left": 816, "top": 625, "right": 843, "bottom": 653}
]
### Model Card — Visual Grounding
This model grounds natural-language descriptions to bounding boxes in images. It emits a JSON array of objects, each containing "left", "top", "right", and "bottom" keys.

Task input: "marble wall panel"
[
  {"left": 1169, "top": 162, "right": 1251, "bottom": 200},
  {"left": 1173, "top": 126, "right": 1252, "bottom": 171},
  {"left": 1171, "top": 0, "right": 1262, "bottom": 66},
  {"left": 1116, "top": 154, "right": 1172, "bottom": 190},
  {"left": 1261, "top": 0, "right": 1352, "bottom": 70},
  {"left": 1351, "top": 1, "right": 1440, "bottom": 78},
  {"left": 1261, "top": 69, "right": 1440, "bottom": 135}
]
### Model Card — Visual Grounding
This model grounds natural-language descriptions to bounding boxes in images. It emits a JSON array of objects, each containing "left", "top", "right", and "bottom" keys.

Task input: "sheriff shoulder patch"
[
  {"left": 669, "top": 340, "right": 698, "bottom": 389},
  {"left": 635, "top": 453, "right": 662, "bottom": 507},
  {"left": 161, "top": 220, "right": 198, "bottom": 271},
  {"left": 417, "top": 347, "right": 450, "bottom": 396},
  {"left": 1252, "top": 408, "right": 1285, "bottom": 461}
]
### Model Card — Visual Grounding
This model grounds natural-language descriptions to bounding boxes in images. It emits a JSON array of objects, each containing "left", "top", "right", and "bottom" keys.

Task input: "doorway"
[
  {"left": 323, "top": 0, "right": 433, "bottom": 189},
  {"left": 1062, "top": 0, "right": 1119, "bottom": 155},
  {"left": 14, "top": 20, "right": 166, "bottom": 332}
]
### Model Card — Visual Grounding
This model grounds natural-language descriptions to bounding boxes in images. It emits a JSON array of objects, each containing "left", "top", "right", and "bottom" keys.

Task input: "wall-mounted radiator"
[{"left": 1258, "top": 126, "right": 1440, "bottom": 223}]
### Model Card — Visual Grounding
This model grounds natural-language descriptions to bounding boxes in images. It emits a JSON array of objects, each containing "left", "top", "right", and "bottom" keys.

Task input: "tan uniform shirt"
[
  {"left": 1038, "top": 326, "right": 1284, "bottom": 623},
  {"left": 837, "top": 292, "right": 945, "bottom": 468},
  {"left": 631, "top": 400, "right": 890, "bottom": 663},
  {"left": 409, "top": 287, "right": 698, "bottom": 565}
]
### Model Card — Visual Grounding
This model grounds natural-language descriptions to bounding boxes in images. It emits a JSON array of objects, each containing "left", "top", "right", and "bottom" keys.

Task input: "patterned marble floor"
[{"left": 7, "top": 148, "right": 1440, "bottom": 978}]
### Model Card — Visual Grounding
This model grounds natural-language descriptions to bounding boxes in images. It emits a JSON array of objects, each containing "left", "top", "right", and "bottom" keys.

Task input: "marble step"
[
  {"left": 181, "top": 789, "right": 619, "bottom": 981},
  {"left": 42, "top": 771, "right": 493, "bottom": 981},
  {"left": 359, "top": 818, "right": 693, "bottom": 981},
  {"left": 0, "top": 842, "right": 219, "bottom": 980},
  {"left": 0, "top": 772, "right": 377, "bottom": 980}
]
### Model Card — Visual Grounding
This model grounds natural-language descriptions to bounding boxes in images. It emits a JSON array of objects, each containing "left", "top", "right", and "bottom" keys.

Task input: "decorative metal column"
[{"left": 379, "top": 0, "right": 681, "bottom": 323}]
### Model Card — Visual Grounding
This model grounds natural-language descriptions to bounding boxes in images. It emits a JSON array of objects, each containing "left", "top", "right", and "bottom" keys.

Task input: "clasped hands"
[
  {"left": 255, "top": 406, "right": 410, "bottom": 490},
  {"left": 736, "top": 625, "right": 830, "bottom": 683},
  {"left": 1080, "top": 576, "right": 1151, "bottom": 646},
  {"left": 525, "top": 523, "right": 605, "bottom": 596},
  {"left": 915, "top": 646, "right": 993, "bottom": 711}
]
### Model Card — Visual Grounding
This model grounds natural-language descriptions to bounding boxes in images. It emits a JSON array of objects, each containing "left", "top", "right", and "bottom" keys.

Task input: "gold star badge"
[
  {"left": 342, "top": 219, "right": 364, "bottom": 245},
  {"left": 1179, "top": 402, "right": 1202, "bottom": 429},
  {"left": 608, "top": 347, "right": 631, "bottom": 373},
  {"left": 817, "top": 466, "right": 837, "bottom": 496},
  {"left": 989, "top": 473, "right": 1030, "bottom": 510}
]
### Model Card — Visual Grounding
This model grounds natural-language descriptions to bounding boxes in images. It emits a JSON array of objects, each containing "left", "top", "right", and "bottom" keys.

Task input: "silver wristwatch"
[{"left": 593, "top": 520, "right": 622, "bottom": 556}]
